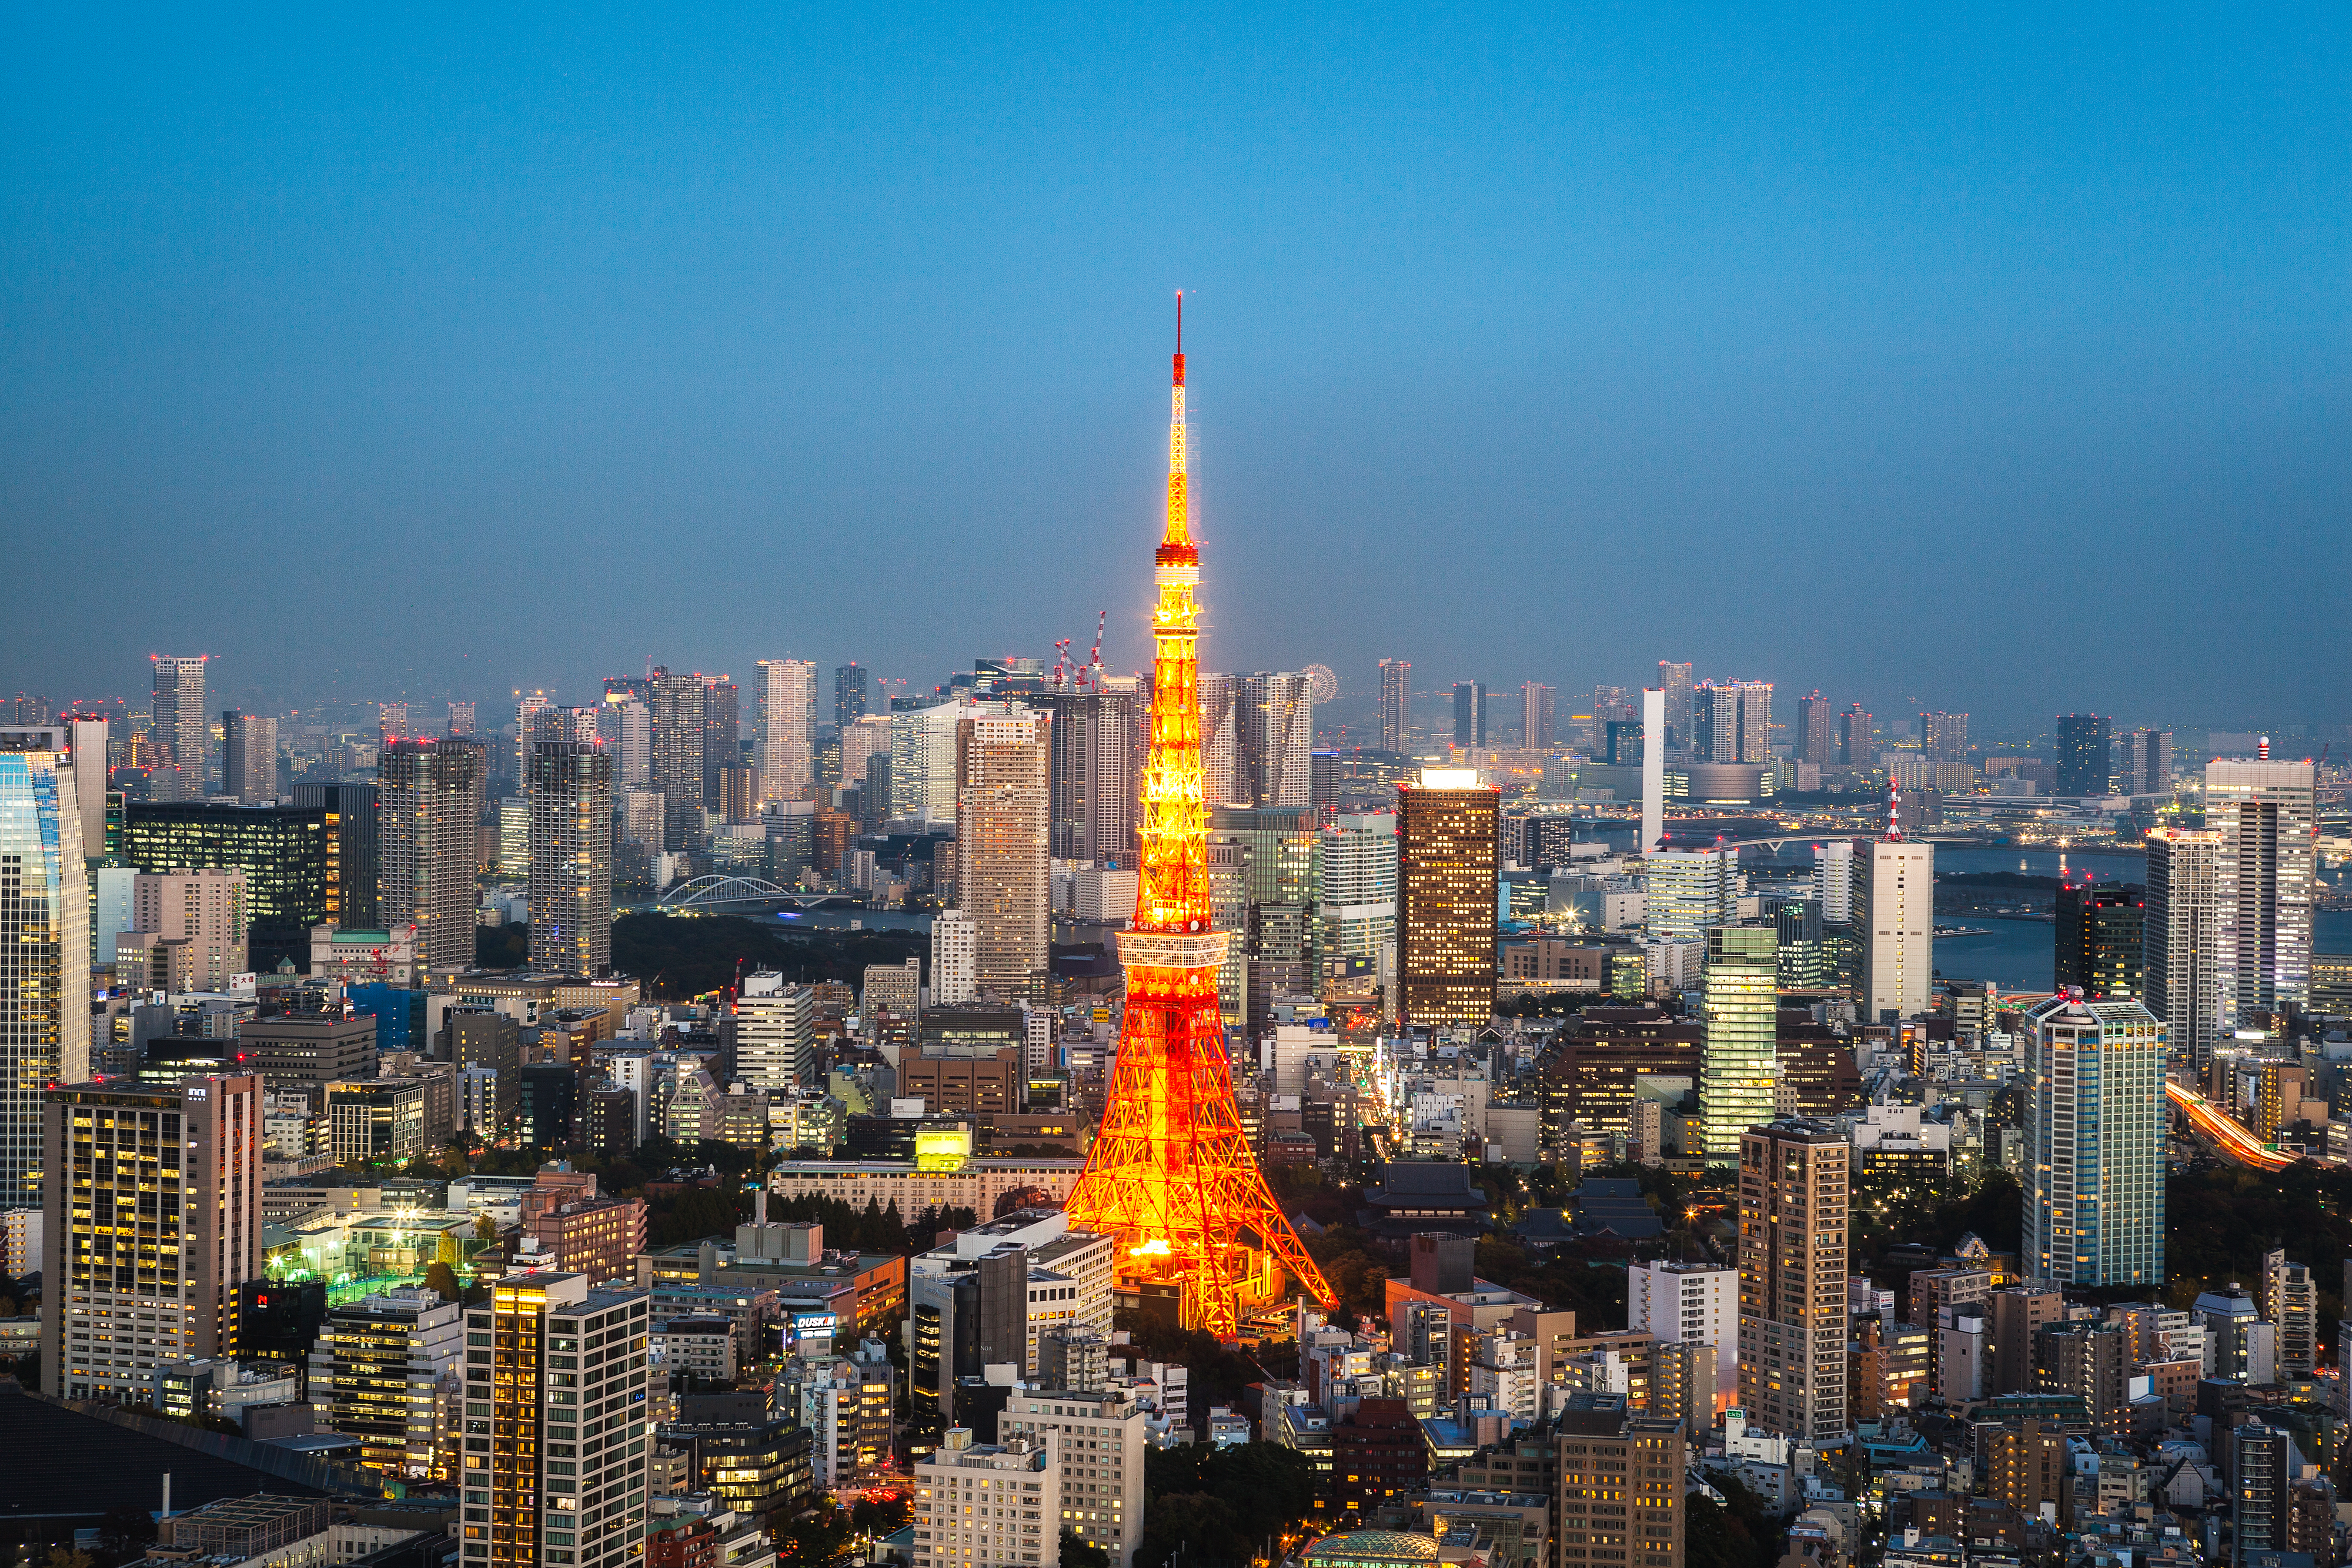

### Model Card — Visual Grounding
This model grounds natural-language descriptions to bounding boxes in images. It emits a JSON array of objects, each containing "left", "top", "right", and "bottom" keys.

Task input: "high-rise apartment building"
[
  {"left": 151, "top": 655, "right": 209, "bottom": 800},
  {"left": 700, "top": 677, "right": 739, "bottom": 811},
  {"left": 1700, "top": 926, "right": 1778, "bottom": 1164},
  {"left": 449, "top": 703, "right": 478, "bottom": 736},
  {"left": 956, "top": 710, "right": 1050, "bottom": 1001},
  {"left": 1, "top": 744, "right": 90, "bottom": 1208},
  {"left": 834, "top": 665, "right": 869, "bottom": 731},
  {"left": 223, "top": 711, "right": 279, "bottom": 804},
  {"left": 1812, "top": 840, "right": 1856, "bottom": 925},
  {"left": 527, "top": 742, "right": 612, "bottom": 977},
  {"left": 2054, "top": 715, "right": 2112, "bottom": 797},
  {"left": 1737, "top": 1119, "right": 1849, "bottom": 1442},
  {"left": 514, "top": 693, "right": 550, "bottom": 784},
  {"left": 1045, "top": 681, "right": 1144, "bottom": 868},
  {"left": 2116, "top": 730, "right": 2173, "bottom": 795},
  {"left": 1838, "top": 705, "right": 1872, "bottom": 767},
  {"left": 1693, "top": 681, "right": 1772, "bottom": 764},
  {"left": 1645, "top": 847, "right": 1735, "bottom": 941},
  {"left": 42, "top": 1074, "right": 260, "bottom": 1400},
  {"left": 649, "top": 669, "right": 707, "bottom": 852},
  {"left": 310, "top": 1285, "right": 466, "bottom": 1479},
  {"left": 1396, "top": 770, "right": 1498, "bottom": 1028},
  {"left": 1378, "top": 660, "right": 1411, "bottom": 754},
  {"left": 2146, "top": 828, "right": 2224, "bottom": 1067},
  {"left": 999, "top": 1388, "right": 1146, "bottom": 1568},
  {"left": 1658, "top": 662, "right": 1693, "bottom": 753},
  {"left": 1237, "top": 673, "right": 1314, "bottom": 809},
  {"left": 2022, "top": 992, "right": 2166, "bottom": 1286},
  {"left": 735, "top": 972, "right": 816, "bottom": 1092},
  {"left": 596, "top": 699, "right": 652, "bottom": 791},
  {"left": 754, "top": 660, "right": 817, "bottom": 803},
  {"left": 116, "top": 869, "right": 249, "bottom": 993},
  {"left": 1199, "top": 673, "right": 1241, "bottom": 807},
  {"left": 1920, "top": 712, "right": 1969, "bottom": 764},
  {"left": 2260, "top": 1250, "right": 2317, "bottom": 1378},
  {"left": 1451, "top": 683, "right": 1486, "bottom": 748},
  {"left": 1796, "top": 694, "right": 1835, "bottom": 765},
  {"left": 910, "top": 1428, "right": 1060, "bottom": 1568},
  {"left": 1626, "top": 1261, "right": 1738, "bottom": 1397},
  {"left": 2054, "top": 882, "right": 2143, "bottom": 999},
  {"left": 380, "top": 738, "right": 487, "bottom": 972},
  {"left": 459, "top": 1274, "right": 651, "bottom": 1568},
  {"left": 1317, "top": 813, "right": 1398, "bottom": 975},
  {"left": 931, "top": 911, "right": 977, "bottom": 1005},
  {"left": 1860, "top": 839, "right": 1933, "bottom": 1022},
  {"left": 2205, "top": 758, "right": 2317, "bottom": 1023},
  {"left": 1207, "top": 807, "right": 1316, "bottom": 1029},
  {"left": 1521, "top": 684, "right": 1555, "bottom": 749}
]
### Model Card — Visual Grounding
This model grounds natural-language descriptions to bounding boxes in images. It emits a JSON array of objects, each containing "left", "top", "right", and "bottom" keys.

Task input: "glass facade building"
[
  {"left": 122, "top": 801, "right": 343, "bottom": 972},
  {"left": 2054, "top": 715, "right": 2112, "bottom": 797},
  {"left": 0, "top": 749, "right": 90, "bottom": 1207},
  {"left": 2023, "top": 992, "right": 2167, "bottom": 1286},
  {"left": 1699, "top": 924, "right": 1778, "bottom": 1163}
]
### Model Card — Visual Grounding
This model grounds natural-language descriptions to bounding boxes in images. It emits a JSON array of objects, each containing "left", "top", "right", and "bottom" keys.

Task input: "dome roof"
[{"left": 1304, "top": 1533, "right": 1443, "bottom": 1563}]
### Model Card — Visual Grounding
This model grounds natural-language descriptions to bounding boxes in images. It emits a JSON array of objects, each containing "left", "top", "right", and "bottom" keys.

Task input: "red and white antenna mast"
[{"left": 1882, "top": 777, "right": 1903, "bottom": 842}]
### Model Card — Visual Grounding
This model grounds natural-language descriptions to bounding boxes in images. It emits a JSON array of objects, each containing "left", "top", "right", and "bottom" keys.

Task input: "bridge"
[{"left": 654, "top": 875, "right": 866, "bottom": 911}]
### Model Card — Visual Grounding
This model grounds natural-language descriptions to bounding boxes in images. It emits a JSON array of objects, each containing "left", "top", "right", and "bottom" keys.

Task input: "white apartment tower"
[
  {"left": 1860, "top": 838, "right": 1933, "bottom": 1022},
  {"left": 911, "top": 1429, "right": 1061, "bottom": 1568},
  {"left": 118, "top": 868, "right": 249, "bottom": 993},
  {"left": 150, "top": 655, "right": 208, "bottom": 800},
  {"left": 755, "top": 659, "right": 818, "bottom": 803},
  {"left": 931, "top": 911, "right": 978, "bottom": 1005},
  {"left": 2146, "top": 828, "right": 2224, "bottom": 1068},
  {"left": 2203, "top": 758, "right": 2317, "bottom": 1025},
  {"left": 1000, "top": 1389, "right": 1148, "bottom": 1568},
  {"left": 1627, "top": 1260, "right": 1739, "bottom": 1397}
]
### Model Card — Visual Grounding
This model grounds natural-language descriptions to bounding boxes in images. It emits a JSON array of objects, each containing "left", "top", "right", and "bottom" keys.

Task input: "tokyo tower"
[{"left": 1062, "top": 302, "right": 1337, "bottom": 1336}]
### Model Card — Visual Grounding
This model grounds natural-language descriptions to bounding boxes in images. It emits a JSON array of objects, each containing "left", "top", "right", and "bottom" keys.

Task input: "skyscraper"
[
  {"left": 447, "top": 702, "right": 477, "bottom": 736},
  {"left": 460, "top": 1275, "right": 650, "bottom": 1568},
  {"left": 2022, "top": 991, "right": 2166, "bottom": 1286},
  {"left": 116, "top": 869, "right": 249, "bottom": 992},
  {"left": 42, "top": 1074, "right": 259, "bottom": 1399},
  {"left": 1737, "top": 1119, "right": 1849, "bottom": 1442},
  {"left": 596, "top": 697, "right": 652, "bottom": 790},
  {"left": 223, "top": 710, "right": 279, "bottom": 804},
  {"left": 2145, "top": 828, "right": 2224, "bottom": 1068},
  {"left": 2054, "top": 882, "right": 2144, "bottom": 999},
  {"left": 1920, "top": 711, "right": 1969, "bottom": 763},
  {"left": 835, "top": 664, "right": 870, "bottom": 731},
  {"left": 1699, "top": 925, "right": 1778, "bottom": 1164},
  {"left": 380, "top": 738, "right": 486, "bottom": 972},
  {"left": 151, "top": 654, "right": 208, "bottom": 800},
  {"left": 2116, "top": 730, "right": 2173, "bottom": 795},
  {"left": 1045, "top": 680, "right": 1142, "bottom": 867},
  {"left": 956, "top": 710, "right": 1050, "bottom": 1001},
  {"left": 1645, "top": 848, "right": 1735, "bottom": 941},
  {"left": 1796, "top": 693, "right": 1834, "bottom": 765},
  {"left": 734, "top": 972, "right": 816, "bottom": 1092},
  {"left": 755, "top": 658, "right": 817, "bottom": 803},
  {"left": 1521, "top": 683, "right": 1555, "bottom": 749},
  {"left": 1317, "top": 813, "right": 1398, "bottom": 978},
  {"left": 2055, "top": 715, "right": 2112, "bottom": 797},
  {"left": 1395, "top": 769, "right": 1499, "bottom": 1028},
  {"left": 1237, "top": 673, "right": 1314, "bottom": 808},
  {"left": 0, "top": 743, "right": 90, "bottom": 1208},
  {"left": 1838, "top": 704, "right": 1872, "bottom": 767},
  {"left": 1199, "top": 673, "right": 1241, "bottom": 806},
  {"left": 527, "top": 741, "right": 612, "bottom": 977},
  {"left": 513, "top": 691, "right": 549, "bottom": 784},
  {"left": 700, "top": 676, "right": 739, "bottom": 810},
  {"left": 2205, "top": 758, "right": 2317, "bottom": 1022},
  {"left": 1451, "top": 683, "right": 1486, "bottom": 748},
  {"left": 289, "top": 782, "right": 382, "bottom": 930},
  {"left": 1378, "top": 660, "right": 1411, "bottom": 753},
  {"left": 1860, "top": 835, "right": 1933, "bottom": 1022},
  {"left": 1658, "top": 662, "right": 1692, "bottom": 752},
  {"left": 648, "top": 668, "right": 706, "bottom": 852},
  {"left": 1693, "top": 681, "right": 1772, "bottom": 763}
]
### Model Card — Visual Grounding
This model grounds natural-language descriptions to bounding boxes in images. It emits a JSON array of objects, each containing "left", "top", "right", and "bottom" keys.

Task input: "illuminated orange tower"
[{"left": 1063, "top": 302, "right": 1337, "bottom": 1335}]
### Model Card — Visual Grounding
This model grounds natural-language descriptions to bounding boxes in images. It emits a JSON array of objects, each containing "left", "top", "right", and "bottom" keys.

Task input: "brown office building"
[
  {"left": 235, "top": 1014, "right": 377, "bottom": 1095},
  {"left": 1331, "top": 1398, "right": 1426, "bottom": 1518},
  {"left": 1396, "top": 771, "right": 1499, "bottom": 1028},
  {"left": 900, "top": 1045, "right": 1022, "bottom": 1116},
  {"left": 1554, "top": 1393, "right": 1685, "bottom": 1568}
]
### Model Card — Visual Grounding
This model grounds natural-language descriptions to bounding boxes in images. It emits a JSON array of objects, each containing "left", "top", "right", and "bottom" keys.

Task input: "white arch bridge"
[{"left": 654, "top": 875, "right": 864, "bottom": 910}]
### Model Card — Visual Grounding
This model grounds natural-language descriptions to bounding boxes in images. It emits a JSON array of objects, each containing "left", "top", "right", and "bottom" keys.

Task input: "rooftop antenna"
[{"left": 1883, "top": 778, "right": 1903, "bottom": 842}]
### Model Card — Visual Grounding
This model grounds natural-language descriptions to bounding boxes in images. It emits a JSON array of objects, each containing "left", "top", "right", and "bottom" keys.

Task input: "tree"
[
  {"left": 423, "top": 1261, "right": 464, "bottom": 1302},
  {"left": 46, "top": 1546, "right": 93, "bottom": 1568},
  {"left": 97, "top": 1503, "right": 156, "bottom": 1564},
  {"left": 475, "top": 1213, "right": 499, "bottom": 1242},
  {"left": 1058, "top": 1529, "right": 1111, "bottom": 1568},
  {"left": 1134, "top": 1494, "right": 1247, "bottom": 1568}
]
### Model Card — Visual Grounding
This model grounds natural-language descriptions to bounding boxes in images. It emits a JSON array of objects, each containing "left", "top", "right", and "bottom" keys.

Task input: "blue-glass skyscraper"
[
  {"left": 0, "top": 744, "right": 90, "bottom": 1208},
  {"left": 2023, "top": 991, "right": 2167, "bottom": 1285}
]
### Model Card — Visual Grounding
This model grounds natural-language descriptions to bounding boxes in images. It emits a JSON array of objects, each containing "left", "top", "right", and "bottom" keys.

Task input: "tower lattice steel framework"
[{"left": 1062, "top": 302, "right": 1338, "bottom": 1335}]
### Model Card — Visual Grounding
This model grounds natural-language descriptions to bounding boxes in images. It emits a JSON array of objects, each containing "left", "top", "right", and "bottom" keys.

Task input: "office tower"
[
  {"left": 844, "top": 712, "right": 894, "bottom": 801},
  {"left": 910, "top": 1427, "right": 1060, "bottom": 1568},
  {"left": 931, "top": 910, "right": 977, "bottom": 1005},
  {"left": 513, "top": 691, "right": 549, "bottom": 783},
  {"left": 526, "top": 742, "right": 612, "bottom": 977},
  {"left": 1627, "top": 1261, "right": 1738, "bottom": 1396},
  {"left": 309, "top": 1285, "right": 465, "bottom": 1479},
  {"left": 1920, "top": 712, "right": 1969, "bottom": 763},
  {"left": 288, "top": 782, "right": 382, "bottom": 931},
  {"left": 596, "top": 698, "right": 652, "bottom": 791},
  {"left": 1773, "top": 898, "right": 1828, "bottom": 990},
  {"left": 2054, "top": 882, "right": 2143, "bottom": 999},
  {"left": 379, "top": 738, "right": 486, "bottom": 972},
  {"left": 2115, "top": 729, "right": 2173, "bottom": 795},
  {"left": 41, "top": 1074, "right": 259, "bottom": 1399},
  {"left": 735, "top": 972, "right": 816, "bottom": 1092},
  {"left": 1378, "top": 659, "right": 1411, "bottom": 753},
  {"left": 648, "top": 668, "right": 707, "bottom": 852},
  {"left": 754, "top": 659, "right": 817, "bottom": 803},
  {"left": 1195, "top": 672, "right": 1239, "bottom": 807},
  {"left": 2206, "top": 758, "right": 2317, "bottom": 1022},
  {"left": 1552, "top": 1396, "right": 1686, "bottom": 1568},
  {"left": 460, "top": 1274, "right": 650, "bottom": 1568},
  {"left": 2055, "top": 714, "right": 2112, "bottom": 797},
  {"left": 1451, "top": 682, "right": 1486, "bottom": 748},
  {"left": 1060, "top": 335, "right": 1335, "bottom": 1336},
  {"left": 447, "top": 702, "right": 477, "bottom": 736},
  {"left": 125, "top": 800, "right": 340, "bottom": 967},
  {"left": 1860, "top": 834, "right": 1933, "bottom": 1022},
  {"left": 222, "top": 710, "right": 279, "bottom": 804},
  {"left": 1692, "top": 681, "right": 1772, "bottom": 763},
  {"left": 1, "top": 745, "right": 91, "bottom": 1208},
  {"left": 1045, "top": 681, "right": 1142, "bottom": 867},
  {"left": 1700, "top": 926, "right": 1778, "bottom": 1164},
  {"left": 956, "top": 710, "right": 1050, "bottom": 1000},
  {"left": 2022, "top": 991, "right": 2165, "bottom": 1286},
  {"left": 2146, "top": 831, "right": 2223, "bottom": 1070},
  {"left": 890, "top": 705, "right": 964, "bottom": 823},
  {"left": 1207, "top": 807, "right": 1315, "bottom": 1029},
  {"left": 1795, "top": 693, "right": 1834, "bottom": 765},
  {"left": 999, "top": 1389, "right": 1145, "bottom": 1568},
  {"left": 1838, "top": 704, "right": 1872, "bottom": 767},
  {"left": 446, "top": 1011, "right": 520, "bottom": 1127},
  {"left": 1641, "top": 688, "right": 1665, "bottom": 854},
  {"left": 1737, "top": 1119, "right": 1849, "bottom": 1442},
  {"left": 1521, "top": 683, "right": 1555, "bottom": 749},
  {"left": 1658, "top": 661, "right": 1693, "bottom": 751},
  {"left": 151, "top": 655, "right": 209, "bottom": 800},
  {"left": 1317, "top": 812, "right": 1397, "bottom": 975},
  {"left": 115, "top": 869, "right": 249, "bottom": 992},
  {"left": 1237, "top": 673, "right": 1314, "bottom": 808},
  {"left": 699, "top": 676, "right": 739, "bottom": 810},
  {"left": 1395, "top": 769, "right": 1500, "bottom": 1028},
  {"left": 1644, "top": 847, "right": 1733, "bottom": 941},
  {"left": 834, "top": 664, "right": 869, "bottom": 731}
]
